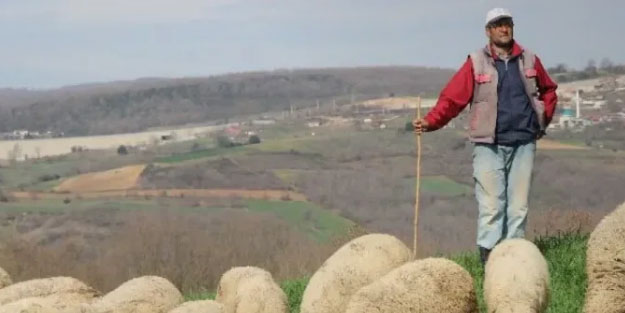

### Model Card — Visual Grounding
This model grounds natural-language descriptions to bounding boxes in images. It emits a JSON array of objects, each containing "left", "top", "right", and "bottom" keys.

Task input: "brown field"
[
  {"left": 10, "top": 188, "right": 307, "bottom": 202},
  {"left": 361, "top": 97, "right": 437, "bottom": 110},
  {"left": 53, "top": 164, "right": 147, "bottom": 192},
  {"left": 537, "top": 139, "right": 589, "bottom": 150}
]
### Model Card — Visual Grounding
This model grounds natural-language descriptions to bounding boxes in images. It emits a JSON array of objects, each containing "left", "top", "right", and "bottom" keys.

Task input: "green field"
[
  {"left": 154, "top": 146, "right": 248, "bottom": 163},
  {"left": 246, "top": 199, "right": 354, "bottom": 243},
  {"left": 420, "top": 175, "right": 473, "bottom": 197},
  {"left": 186, "top": 233, "right": 588, "bottom": 313}
]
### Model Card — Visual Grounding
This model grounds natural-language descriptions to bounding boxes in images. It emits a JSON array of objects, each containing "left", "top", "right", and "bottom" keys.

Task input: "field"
[{"left": 0, "top": 113, "right": 623, "bottom": 300}]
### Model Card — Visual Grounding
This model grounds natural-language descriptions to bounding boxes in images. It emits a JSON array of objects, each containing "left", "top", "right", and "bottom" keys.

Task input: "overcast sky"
[{"left": 1, "top": 0, "right": 623, "bottom": 89}]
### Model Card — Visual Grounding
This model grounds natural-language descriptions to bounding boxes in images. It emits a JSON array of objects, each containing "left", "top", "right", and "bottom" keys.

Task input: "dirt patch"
[
  {"left": 10, "top": 189, "right": 307, "bottom": 202},
  {"left": 53, "top": 165, "right": 147, "bottom": 193},
  {"left": 537, "top": 139, "right": 589, "bottom": 150}
]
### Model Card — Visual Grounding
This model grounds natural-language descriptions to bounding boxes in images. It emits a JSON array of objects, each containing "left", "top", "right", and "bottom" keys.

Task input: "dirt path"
[
  {"left": 537, "top": 139, "right": 589, "bottom": 150},
  {"left": 11, "top": 188, "right": 308, "bottom": 202}
]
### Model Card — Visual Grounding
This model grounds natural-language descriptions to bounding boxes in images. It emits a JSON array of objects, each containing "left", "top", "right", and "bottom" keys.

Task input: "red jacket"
[{"left": 424, "top": 42, "right": 558, "bottom": 131}]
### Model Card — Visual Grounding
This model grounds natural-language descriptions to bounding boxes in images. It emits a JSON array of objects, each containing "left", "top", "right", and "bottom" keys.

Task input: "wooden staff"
[{"left": 413, "top": 96, "right": 422, "bottom": 260}]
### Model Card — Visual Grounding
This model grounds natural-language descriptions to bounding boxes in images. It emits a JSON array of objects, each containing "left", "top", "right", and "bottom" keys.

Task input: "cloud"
[{"left": 0, "top": 0, "right": 237, "bottom": 24}]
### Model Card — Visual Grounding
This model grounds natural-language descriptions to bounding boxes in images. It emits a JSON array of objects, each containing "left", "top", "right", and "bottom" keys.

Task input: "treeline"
[
  {"left": 0, "top": 67, "right": 453, "bottom": 136},
  {"left": 548, "top": 58, "right": 625, "bottom": 83}
]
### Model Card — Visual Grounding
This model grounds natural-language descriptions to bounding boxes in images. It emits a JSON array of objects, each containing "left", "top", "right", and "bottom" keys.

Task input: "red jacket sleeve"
[
  {"left": 424, "top": 58, "right": 474, "bottom": 130},
  {"left": 534, "top": 56, "right": 558, "bottom": 126}
]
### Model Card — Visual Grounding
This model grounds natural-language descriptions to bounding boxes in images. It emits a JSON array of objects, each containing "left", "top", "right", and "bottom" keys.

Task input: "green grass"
[
  {"left": 154, "top": 146, "right": 248, "bottom": 163},
  {"left": 246, "top": 199, "right": 354, "bottom": 243},
  {"left": 420, "top": 175, "right": 473, "bottom": 197},
  {"left": 184, "top": 233, "right": 588, "bottom": 313}
]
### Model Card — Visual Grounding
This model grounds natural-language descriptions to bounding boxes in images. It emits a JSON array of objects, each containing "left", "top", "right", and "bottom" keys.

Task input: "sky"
[{"left": 1, "top": 0, "right": 623, "bottom": 89}]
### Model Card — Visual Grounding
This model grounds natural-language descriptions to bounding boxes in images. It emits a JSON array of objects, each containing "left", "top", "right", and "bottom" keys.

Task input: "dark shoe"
[{"left": 479, "top": 246, "right": 491, "bottom": 267}]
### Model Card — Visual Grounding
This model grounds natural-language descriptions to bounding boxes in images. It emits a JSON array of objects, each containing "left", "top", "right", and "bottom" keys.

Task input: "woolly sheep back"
[
  {"left": 169, "top": 300, "right": 223, "bottom": 313},
  {"left": 584, "top": 201, "right": 625, "bottom": 313},
  {"left": 215, "top": 266, "right": 287, "bottom": 313},
  {"left": 344, "top": 257, "right": 477, "bottom": 313},
  {"left": 0, "top": 276, "right": 99, "bottom": 306},
  {"left": 300, "top": 233, "right": 411, "bottom": 313},
  {"left": 90, "top": 276, "right": 183, "bottom": 313},
  {"left": 0, "top": 293, "right": 94, "bottom": 313},
  {"left": 0, "top": 266, "right": 12, "bottom": 289},
  {"left": 484, "top": 238, "right": 550, "bottom": 313}
]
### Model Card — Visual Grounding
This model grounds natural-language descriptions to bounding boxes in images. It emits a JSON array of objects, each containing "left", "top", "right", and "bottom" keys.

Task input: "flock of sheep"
[{"left": 0, "top": 201, "right": 623, "bottom": 313}]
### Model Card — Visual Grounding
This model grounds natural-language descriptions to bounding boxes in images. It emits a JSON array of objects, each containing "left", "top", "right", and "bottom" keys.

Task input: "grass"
[
  {"left": 420, "top": 175, "right": 473, "bottom": 197},
  {"left": 246, "top": 199, "right": 354, "bottom": 243},
  {"left": 154, "top": 146, "right": 248, "bottom": 163},
  {"left": 184, "top": 233, "right": 588, "bottom": 313}
]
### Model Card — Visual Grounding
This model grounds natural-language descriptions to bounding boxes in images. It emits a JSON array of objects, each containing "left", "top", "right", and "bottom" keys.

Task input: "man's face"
[{"left": 485, "top": 18, "right": 514, "bottom": 47}]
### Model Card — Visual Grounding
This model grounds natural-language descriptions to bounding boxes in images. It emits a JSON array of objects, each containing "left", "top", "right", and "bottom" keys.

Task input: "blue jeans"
[{"left": 473, "top": 141, "right": 536, "bottom": 249}]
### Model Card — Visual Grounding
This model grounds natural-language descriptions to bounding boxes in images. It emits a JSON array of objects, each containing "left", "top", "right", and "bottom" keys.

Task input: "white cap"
[{"left": 485, "top": 8, "right": 512, "bottom": 26}]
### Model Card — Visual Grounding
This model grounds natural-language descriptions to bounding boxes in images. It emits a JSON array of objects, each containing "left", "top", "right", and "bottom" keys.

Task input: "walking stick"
[{"left": 413, "top": 96, "right": 422, "bottom": 260}]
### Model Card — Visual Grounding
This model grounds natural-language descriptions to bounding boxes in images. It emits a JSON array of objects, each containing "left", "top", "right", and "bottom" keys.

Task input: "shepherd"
[{"left": 413, "top": 8, "right": 558, "bottom": 266}]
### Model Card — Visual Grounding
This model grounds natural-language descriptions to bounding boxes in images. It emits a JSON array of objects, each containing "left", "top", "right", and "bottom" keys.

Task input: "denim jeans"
[{"left": 473, "top": 141, "right": 536, "bottom": 249}]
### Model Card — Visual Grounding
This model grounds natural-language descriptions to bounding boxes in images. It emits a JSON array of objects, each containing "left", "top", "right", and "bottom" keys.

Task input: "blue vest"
[{"left": 494, "top": 56, "right": 539, "bottom": 145}]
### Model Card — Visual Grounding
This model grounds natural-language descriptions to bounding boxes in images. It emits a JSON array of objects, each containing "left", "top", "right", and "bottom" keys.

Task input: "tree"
[
  {"left": 248, "top": 135, "right": 261, "bottom": 145},
  {"left": 585, "top": 59, "right": 598, "bottom": 76},
  {"left": 117, "top": 145, "right": 128, "bottom": 155},
  {"left": 548, "top": 63, "right": 568, "bottom": 74},
  {"left": 600, "top": 57, "right": 614, "bottom": 72},
  {"left": 216, "top": 135, "right": 234, "bottom": 148}
]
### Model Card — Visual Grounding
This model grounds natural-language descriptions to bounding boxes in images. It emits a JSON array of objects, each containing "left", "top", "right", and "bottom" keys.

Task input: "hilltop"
[{"left": 0, "top": 66, "right": 453, "bottom": 136}]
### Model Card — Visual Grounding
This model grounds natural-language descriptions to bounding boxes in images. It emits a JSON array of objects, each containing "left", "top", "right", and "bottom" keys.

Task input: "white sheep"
[
  {"left": 0, "top": 266, "right": 12, "bottom": 289},
  {"left": 215, "top": 266, "right": 287, "bottom": 313},
  {"left": 344, "top": 257, "right": 477, "bottom": 313},
  {"left": 0, "top": 276, "right": 99, "bottom": 306},
  {"left": 90, "top": 276, "right": 183, "bottom": 313},
  {"left": 484, "top": 238, "right": 550, "bottom": 313},
  {"left": 168, "top": 300, "right": 223, "bottom": 313},
  {"left": 584, "top": 201, "right": 625, "bottom": 313},
  {"left": 0, "top": 293, "right": 94, "bottom": 313},
  {"left": 300, "top": 233, "right": 411, "bottom": 313}
]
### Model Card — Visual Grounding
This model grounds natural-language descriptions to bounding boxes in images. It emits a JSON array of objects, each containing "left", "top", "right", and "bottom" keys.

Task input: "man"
[{"left": 413, "top": 8, "right": 558, "bottom": 265}]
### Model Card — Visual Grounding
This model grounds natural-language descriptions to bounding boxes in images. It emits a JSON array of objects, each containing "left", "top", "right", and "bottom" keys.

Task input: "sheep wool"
[
  {"left": 0, "top": 276, "right": 99, "bottom": 306},
  {"left": 584, "top": 201, "right": 625, "bottom": 313},
  {"left": 0, "top": 293, "right": 94, "bottom": 313},
  {"left": 300, "top": 233, "right": 412, "bottom": 313},
  {"left": 0, "top": 266, "right": 12, "bottom": 289},
  {"left": 484, "top": 238, "right": 550, "bottom": 313},
  {"left": 215, "top": 266, "right": 287, "bottom": 313},
  {"left": 168, "top": 300, "right": 223, "bottom": 313},
  {"left": 344, "top": 257, "right": 477, "bottom": 313},
  {"left": 90, "top": 276, "right": 183, "bottom": 313}
]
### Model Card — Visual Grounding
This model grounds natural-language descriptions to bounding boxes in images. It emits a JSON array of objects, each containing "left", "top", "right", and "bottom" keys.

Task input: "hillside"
[{"left": 0, "top": 66, "right": 454, "bottom": 136}]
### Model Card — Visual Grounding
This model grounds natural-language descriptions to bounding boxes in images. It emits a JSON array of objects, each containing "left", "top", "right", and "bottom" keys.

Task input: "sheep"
[
  {"left": 215, "top": 266, "right": 288, "bottom": 313},
  {"left": 584, "top": 201, "right": 625, "bottom": 313},
  {"left": 0, "top": 276, "right": 99, "bottom": 305},
  {"left": 484, "top": 238, "right": 550, "bottom": 313},
  {"left": 0, "top": 266, "right": 12, "bottom": 289},
  {"left": 90, "top": 276, "right": 183, "bottom": 313},
  {"left": 300, "top": 233, "right": 411, "bottom": 313},
  {"left": 344, "top": 257, "right": 477, "bottom": 313},
  {"left": 168, "top": 300, "right": 224, "bottom": 313},
  {"left": 0, "top": 293, "right": 94, "bottom": 313}
]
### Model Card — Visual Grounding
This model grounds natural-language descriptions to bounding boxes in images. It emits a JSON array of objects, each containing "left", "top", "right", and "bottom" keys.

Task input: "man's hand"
[{"left": 412, "top": 118, "right": 430, "bottom": 134}]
